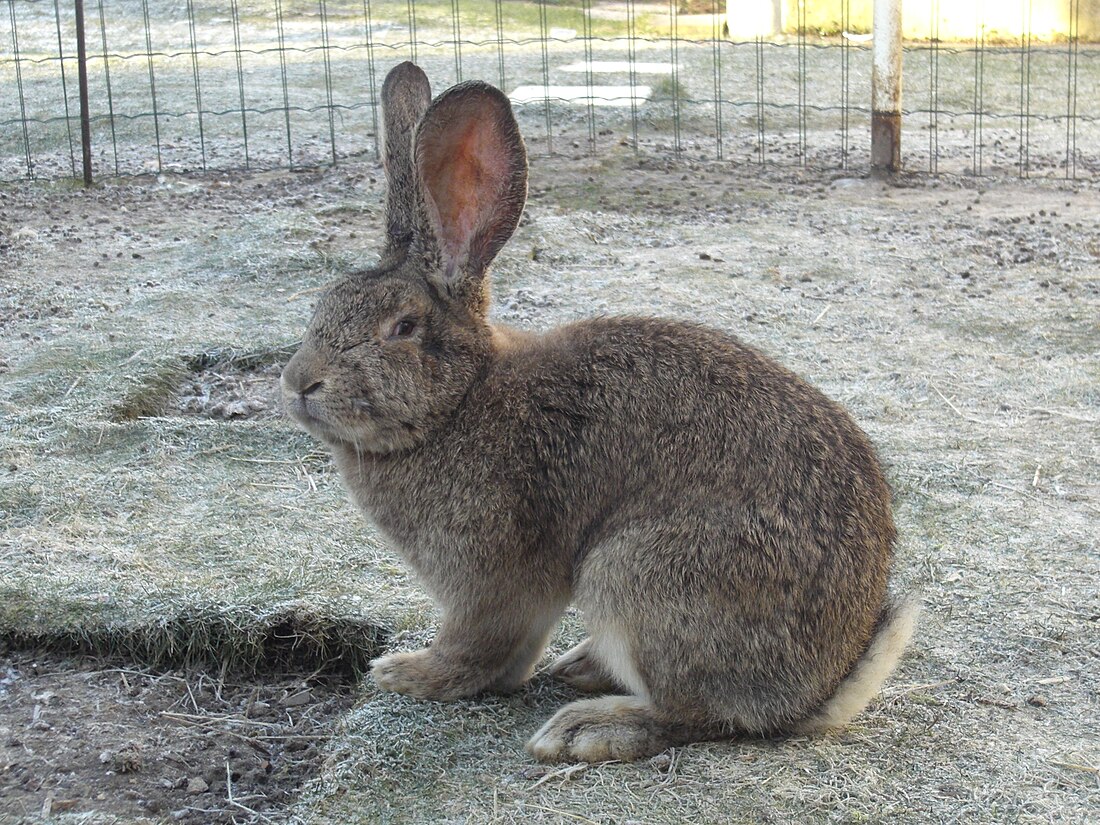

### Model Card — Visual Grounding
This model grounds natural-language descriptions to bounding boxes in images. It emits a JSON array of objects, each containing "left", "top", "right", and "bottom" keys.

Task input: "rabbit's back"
[{"left": 499, "top": 315, "right": 893, "bottom": 571}]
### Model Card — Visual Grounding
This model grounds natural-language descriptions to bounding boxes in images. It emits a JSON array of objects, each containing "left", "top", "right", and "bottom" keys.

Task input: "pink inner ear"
[{"left": 421, "top": 115, "right": 510, "bottom": 262}]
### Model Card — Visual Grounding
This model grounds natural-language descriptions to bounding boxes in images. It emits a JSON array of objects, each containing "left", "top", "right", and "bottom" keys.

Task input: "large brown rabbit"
[{"left": 281, "top": 62, "right": 917, "bottom": 763}]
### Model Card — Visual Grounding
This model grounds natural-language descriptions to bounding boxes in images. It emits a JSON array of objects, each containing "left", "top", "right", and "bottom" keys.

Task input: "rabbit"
[{"left": 280, "top": 61, "right": 917, "bottom": 763}]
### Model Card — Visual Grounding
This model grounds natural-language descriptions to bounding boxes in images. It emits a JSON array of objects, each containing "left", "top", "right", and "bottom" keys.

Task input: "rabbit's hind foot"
[
  {"left": 546, "top": 639, "right": 624, "bottom": 695},
  {"left": 526, "top": 696, "right": 676, "bottom": 763}
]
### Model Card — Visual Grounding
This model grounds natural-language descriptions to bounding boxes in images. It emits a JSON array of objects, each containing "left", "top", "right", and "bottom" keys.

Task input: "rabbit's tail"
[{"left": 795, "top": 595, "right": 920, "bottom": 734}]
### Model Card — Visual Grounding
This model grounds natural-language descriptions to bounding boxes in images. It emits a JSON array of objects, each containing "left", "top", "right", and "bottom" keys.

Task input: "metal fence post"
[
  {"left": 74, "top": 0, "right": 93, "bottom": 185},
  {"left": 871, "top": 0, "right": 902, "bottom": 172}
]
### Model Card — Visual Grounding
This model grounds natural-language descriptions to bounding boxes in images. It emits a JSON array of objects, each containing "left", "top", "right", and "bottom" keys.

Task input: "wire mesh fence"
[{"left": 1, "top": 0, "right": 1097, "bottom": 182}]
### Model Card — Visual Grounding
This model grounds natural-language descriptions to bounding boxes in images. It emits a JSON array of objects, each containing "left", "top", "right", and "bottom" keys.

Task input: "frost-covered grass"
[{"left": 1, "top": 155, "right": 1098, "bottom": 822}]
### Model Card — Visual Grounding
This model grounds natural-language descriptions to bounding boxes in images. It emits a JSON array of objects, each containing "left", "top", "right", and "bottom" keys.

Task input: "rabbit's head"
[{"left": 281, "top": 63, "right": 528, "bottom": 453}]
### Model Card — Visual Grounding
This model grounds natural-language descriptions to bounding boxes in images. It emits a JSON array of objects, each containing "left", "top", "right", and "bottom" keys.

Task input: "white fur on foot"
[{"left": 547, "top": 639, "right": 621, "bottom": 694}]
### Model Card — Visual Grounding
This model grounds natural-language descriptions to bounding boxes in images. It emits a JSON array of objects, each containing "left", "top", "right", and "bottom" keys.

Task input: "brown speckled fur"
[{"left": 281, "top": 63, "right": 917, "bottom": 763}]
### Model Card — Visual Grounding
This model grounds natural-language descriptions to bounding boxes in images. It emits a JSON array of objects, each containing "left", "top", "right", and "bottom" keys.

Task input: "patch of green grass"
[
  {"left": 110, "top": 357, "right": 194, "bottom": 421},
  {"left": 110, "top": 345, "right": 299, "bottom": 421},
  {"left": 0, "top": 597, "right": 389, "bottom": 676},
  {"left": 649, "top": 74, "right": 688, "bottom": 102},
  {"left": 226, "top": 0, "right": 681, "bottom": 44}
]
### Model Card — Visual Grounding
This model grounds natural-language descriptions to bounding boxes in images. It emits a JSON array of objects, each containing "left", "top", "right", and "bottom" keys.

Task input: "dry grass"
[{"left": 1, "top": 155, "right": 1098, "bottom": 823}]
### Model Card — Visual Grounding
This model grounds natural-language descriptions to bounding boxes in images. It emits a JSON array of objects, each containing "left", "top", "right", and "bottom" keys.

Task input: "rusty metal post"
[
  {"left": 871, "top": 0, "right": 902, "bottom": 173},
  {"left": 74, "top": 0, "right": 93, "bottom": 185}
]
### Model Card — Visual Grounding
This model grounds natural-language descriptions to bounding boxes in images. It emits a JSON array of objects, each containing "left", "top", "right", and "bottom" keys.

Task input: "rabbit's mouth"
[
  {"left": 281, "top": 363, "right": 349, "bottom": 441},
  {"left": 283, "top": 394, "right": 336, "bottom": 436},
  {"left": 285, "top": 393, "right": 422, "bottom": 453},
  {"left": 282, "top": 390, "right": 347, "bottom": 438}
]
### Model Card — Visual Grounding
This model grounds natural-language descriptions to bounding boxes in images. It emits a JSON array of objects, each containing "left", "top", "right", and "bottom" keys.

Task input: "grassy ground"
[{"left": 2, "top": 152, "right": 1098, "bottom": 822}]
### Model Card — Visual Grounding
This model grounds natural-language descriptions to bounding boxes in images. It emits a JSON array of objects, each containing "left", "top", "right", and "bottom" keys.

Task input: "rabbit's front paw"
[{"left": 370, "top": 649, "right": 475, "bottom": 701}]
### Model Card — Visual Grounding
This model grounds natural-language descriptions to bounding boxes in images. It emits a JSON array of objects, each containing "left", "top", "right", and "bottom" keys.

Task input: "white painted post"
[
  {"left": 725, "top": 0, "right": 782, "bottom": 39},
  {"left": 871, "top": 0, "right": 903, "bottom": 172}
]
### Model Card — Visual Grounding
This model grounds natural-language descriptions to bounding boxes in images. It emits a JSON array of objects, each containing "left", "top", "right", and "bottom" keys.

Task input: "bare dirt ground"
[
  {"left": 0, "top": 647, "right": 356, "bottom": 823},
  {"left": 1, "top": 150, "right": 1098, "bottom": 823}
]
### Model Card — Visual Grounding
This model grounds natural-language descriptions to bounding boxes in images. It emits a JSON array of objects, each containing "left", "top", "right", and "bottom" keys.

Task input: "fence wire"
[{"left": 1, "top": 0, "right": 1097, "bottom": 182}]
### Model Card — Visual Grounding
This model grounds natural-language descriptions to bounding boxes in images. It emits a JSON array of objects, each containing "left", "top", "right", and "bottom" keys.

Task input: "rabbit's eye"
[{"left": 388, "top": 317, "right": 418, "bottom": 339}]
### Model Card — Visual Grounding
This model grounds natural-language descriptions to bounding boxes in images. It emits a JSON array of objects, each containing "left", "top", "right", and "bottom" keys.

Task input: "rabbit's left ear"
[
  {"left": 380, "top": 62, "right": 432, "bottom": 259},
  {"left": 413, "top": 81, "right": 528, "bottom": 311}
]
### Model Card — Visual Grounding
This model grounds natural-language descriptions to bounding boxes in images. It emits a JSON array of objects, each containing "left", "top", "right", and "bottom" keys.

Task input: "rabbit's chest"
[{"left": 334, "top": 442, "right": 520, "bottom": 573}]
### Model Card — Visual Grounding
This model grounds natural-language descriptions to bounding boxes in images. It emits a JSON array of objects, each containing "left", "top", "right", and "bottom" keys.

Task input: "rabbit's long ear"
[
  {"left": 413, "top": 81, "right": 527, "bottom": 313},
  {"left": 381, "top": 62, "right": 431, "bottom": 258}
]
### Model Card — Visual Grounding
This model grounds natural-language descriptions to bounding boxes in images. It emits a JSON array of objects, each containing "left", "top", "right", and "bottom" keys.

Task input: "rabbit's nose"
[{"left": 280, "top": 350, "right": 322, "bottom": 397}]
